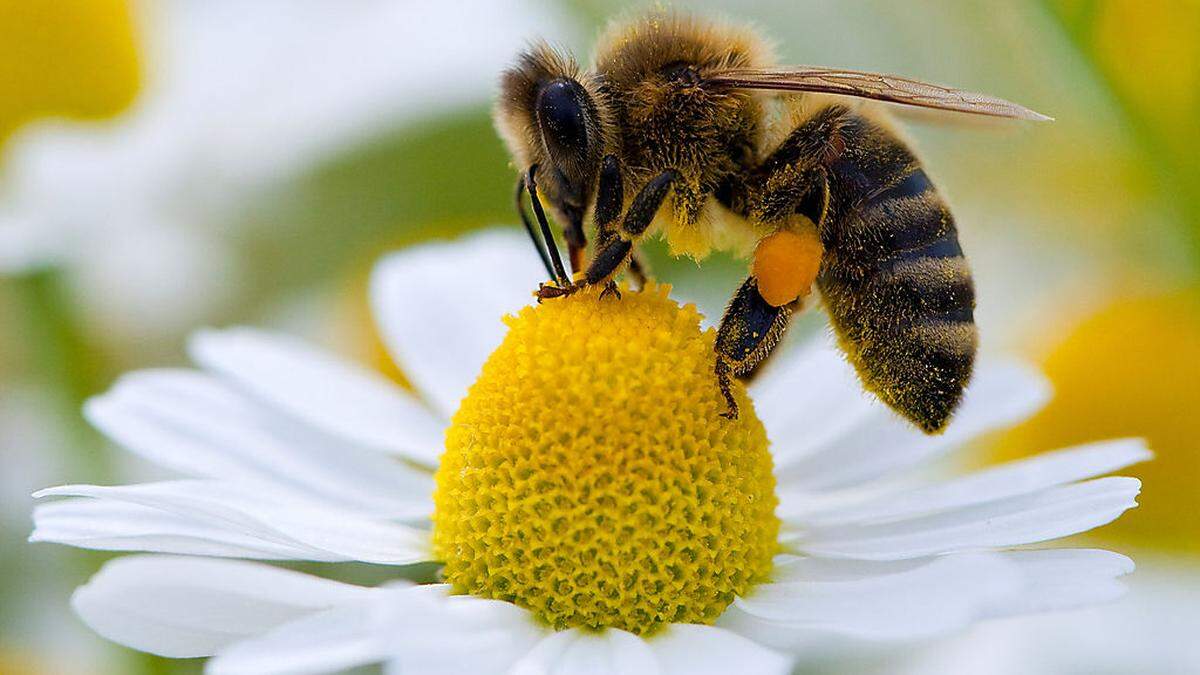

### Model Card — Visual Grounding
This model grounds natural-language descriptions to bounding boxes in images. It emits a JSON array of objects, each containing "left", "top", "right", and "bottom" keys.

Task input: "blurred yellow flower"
[
  {"left": 0, "top": 0, "right": 140, "bottom": 148},
  {"left": 994, "top": 289, "right": 1200, "bottom": 553},
  {"left": 1093, "top": 0, "right": 1200, "bottom": 141}
]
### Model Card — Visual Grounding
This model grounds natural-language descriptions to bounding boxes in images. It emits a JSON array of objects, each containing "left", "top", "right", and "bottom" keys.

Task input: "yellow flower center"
[{"left": 432, "top": 284, "right": 779, "bottom": 635}]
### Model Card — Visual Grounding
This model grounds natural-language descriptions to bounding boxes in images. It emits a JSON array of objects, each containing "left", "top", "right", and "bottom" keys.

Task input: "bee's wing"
[{"left": 705, "top": 67, "right": 1052, "bottom": 121}]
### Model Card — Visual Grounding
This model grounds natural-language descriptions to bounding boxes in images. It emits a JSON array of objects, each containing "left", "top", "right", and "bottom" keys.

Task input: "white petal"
[
  {"left": 769, "top": 555, "right": 933, "bottom": 583},
  {"left": 774, "top": 359, "right": 1051, "bottom": 491},
  {"left": 72, "top": 555, "right": 375, "bottom": 658},
  {"left": 189, "top": 328, "right": 445, "bottom": 466},
  {"left": 36, "top": 481, "right": 432, "bottom": 565},
  {"left": 32, "top": 498, "right": 323, "bottom": 560},
  {"left": 379, "top": 585, "right": 547, "bottom": 675},
  {"left": 789, "top": 438, "right": 1150, "bottom": 526},
  {"left": 509, "top": 628, "right": 658, "bottom": 675},
  {"left": 370, "top": 229, "right": 545, "bottom": 418},
  {"left": 789, "top": 477, "right": 1140, "bottom": 560},
  {"left": 720, "top": 552, "right": 1135, "bottom": 656},
  {"left": 649, "top": 624, "right": 792, "bottom": 675},
  {"left": 207, "top": 603, "right": 388, "bottom": 675},
  {"left": 986, "top": 549, "right": 1134, "bottom": 617},
  {"left": 749, "top": 338, "right": 880, "bottom": 467},
  {"left": 86, "top": 369, "right": 433, "bottom": 519},
  {"left": 730, "top": 553, "right": 1021, "bottom": 641}
]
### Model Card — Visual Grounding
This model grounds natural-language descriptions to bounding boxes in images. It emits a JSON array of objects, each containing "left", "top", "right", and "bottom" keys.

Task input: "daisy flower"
[{"left": 32, "top": 230, "right": 1146, "bottom": 674}]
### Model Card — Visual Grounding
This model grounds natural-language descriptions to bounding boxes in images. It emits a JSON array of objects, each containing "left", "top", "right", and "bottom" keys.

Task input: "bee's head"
[
  {"left": 495, "top": 44, "right": 611, "bottom": 213},
  {"left": 534, "top": 77, "right": 593, "bottom": 172}
]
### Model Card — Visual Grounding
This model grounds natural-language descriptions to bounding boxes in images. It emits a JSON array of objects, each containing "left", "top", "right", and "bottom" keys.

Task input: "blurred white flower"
[
  {"left": 0, "top": 0, "right": 573, "bottom": 335},
  {"left": 32, "top": 230, "right": 1145, "bottom": 674}
]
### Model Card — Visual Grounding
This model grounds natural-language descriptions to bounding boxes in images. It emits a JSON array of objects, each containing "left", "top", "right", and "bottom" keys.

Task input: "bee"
[{"left": 494, "top": 11, "right": 1049, "bottom": 433}]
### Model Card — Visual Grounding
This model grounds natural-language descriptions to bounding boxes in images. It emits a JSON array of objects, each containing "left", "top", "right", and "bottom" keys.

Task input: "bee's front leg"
[
  {"left": 535, "top": 240, "right": 630, "bottom": 301},
  {"left": 536, "top": 155, "right": 620, "bottom": 302},
  {"left": 524, "top": 165, "right": 571, "bottom": 286},
  {"left": 584, "top": 170, "right": 677, "bottom": 288},
  {"left": 534, "top": 281, "right": 578, "bottom": 301},
  {"left": 537, "top": 162, "right": 677, "bottom": 302}
]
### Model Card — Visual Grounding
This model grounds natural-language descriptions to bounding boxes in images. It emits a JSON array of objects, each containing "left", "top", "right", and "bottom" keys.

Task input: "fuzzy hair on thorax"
[{"left": 593, "top": 12, "right": 775, "bottom": 253}]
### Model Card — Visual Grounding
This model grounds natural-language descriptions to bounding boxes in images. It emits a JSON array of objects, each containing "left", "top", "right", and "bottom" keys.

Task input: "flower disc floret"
[{"left": 432, "top": 284, "right": 779, "bottom": 635}]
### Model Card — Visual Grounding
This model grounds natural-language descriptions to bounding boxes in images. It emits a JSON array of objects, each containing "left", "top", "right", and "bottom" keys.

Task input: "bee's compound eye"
[{"left": 536, "top": 78, "right": 590, "bottom": 157}]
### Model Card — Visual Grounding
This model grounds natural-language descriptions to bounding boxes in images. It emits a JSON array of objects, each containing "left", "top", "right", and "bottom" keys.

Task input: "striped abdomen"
[{"left": 816, "top": 111, "right": 976, "bottom": 432}]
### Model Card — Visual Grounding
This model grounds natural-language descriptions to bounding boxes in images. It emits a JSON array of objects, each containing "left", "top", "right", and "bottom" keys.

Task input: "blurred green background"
[{"left": 1, "top": 1, "right": 1198, "bottom": 673}]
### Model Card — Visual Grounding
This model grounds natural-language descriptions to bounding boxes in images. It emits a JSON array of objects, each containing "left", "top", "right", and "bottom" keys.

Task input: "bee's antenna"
[
  {"left": 525, "top": 165, "right": 571, "bottom": 285},
  {"left": 515, "top": 175, "right": 556, "bottom": 279}
]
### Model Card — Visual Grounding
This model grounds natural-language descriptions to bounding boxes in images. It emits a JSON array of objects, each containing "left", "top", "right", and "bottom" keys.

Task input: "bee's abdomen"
[{"left": 817, "top": 121, "right": 977, "bottom": 432}]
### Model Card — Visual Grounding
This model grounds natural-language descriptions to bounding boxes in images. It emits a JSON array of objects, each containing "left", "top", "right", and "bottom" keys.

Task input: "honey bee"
[{"left": 494, "top": 12, "right": 1049, "bottom": 433}]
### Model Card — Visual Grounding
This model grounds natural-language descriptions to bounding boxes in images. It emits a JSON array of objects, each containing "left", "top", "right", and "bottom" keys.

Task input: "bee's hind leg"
[{"left": 714, "top": 277, "right": 794, "bottom": 419}]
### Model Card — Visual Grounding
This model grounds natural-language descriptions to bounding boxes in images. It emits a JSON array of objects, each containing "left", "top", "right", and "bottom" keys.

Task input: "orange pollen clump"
[{"left": 752, "top": 228, "right": 824, "bottom": 307}]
